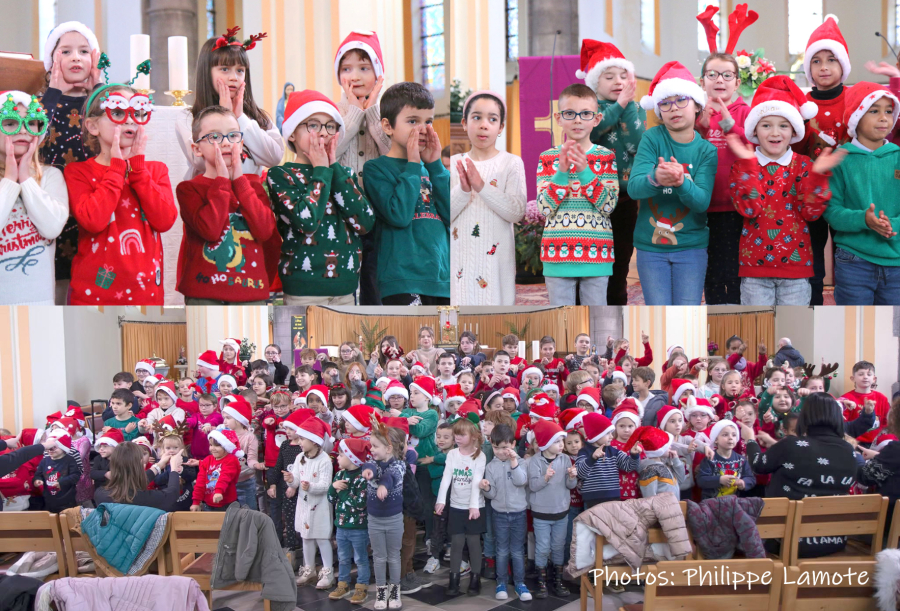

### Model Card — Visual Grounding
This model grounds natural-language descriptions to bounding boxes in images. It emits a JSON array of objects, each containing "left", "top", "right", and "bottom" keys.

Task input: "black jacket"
[
  {"left": 858, "top": 441, "right": 900, "bottom": 525},
  {"left": 0, "top": 442, "right": 43, "bottom": 480},
  {"left": 94, "top": 470, "right": 182, "bottom": 512},
  {"left": 773, "top": 345, "right": 805, "bottom": 368},
  {"left": 247, "top": 361, "right": 290, "bottom": 386},
  {"left": 35, "top": 453, "right": 81, "bottom": 513}
]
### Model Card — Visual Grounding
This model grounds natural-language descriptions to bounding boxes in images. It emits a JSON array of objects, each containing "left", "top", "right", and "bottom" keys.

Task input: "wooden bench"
[
  {"left": 0, "top": 512, "right": 66, "bottom": 579},
  {"left": 886, "top": 499, "right": 900, "bottom": 549},
  {"left": 789, "top": 494, "right": 888, "bottom": 564}
]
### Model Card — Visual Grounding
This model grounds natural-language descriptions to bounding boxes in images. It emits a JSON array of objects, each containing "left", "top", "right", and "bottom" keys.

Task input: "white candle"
[
  {"left": 168, "top": 36, "right": 189, "bottom": 91},
  {"left": 518, "top": 341, "right": 525, "bottom": 359},
  {"left": 130, "top": 35, "right": 150, "bottom": 90},
  {"left": 476, "top": 323, "right": 479, "bottom": 336},
  {"left": 532, "top": 340, "right": 539, "bottom": 361}
]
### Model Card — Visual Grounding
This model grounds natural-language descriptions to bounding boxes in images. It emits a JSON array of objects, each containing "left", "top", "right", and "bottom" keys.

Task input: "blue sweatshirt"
[
  {"left": 575, "top": 444, "right": 639, "bottom": 503},
  {"left": 35, "top": 453, "right": 81, "bottom": 512},
  {"left": 361, "top": 457, "right": 405, "bottom": 518},
  {"left": 696, "top": 451, "right": 756, "bottom": 499}
]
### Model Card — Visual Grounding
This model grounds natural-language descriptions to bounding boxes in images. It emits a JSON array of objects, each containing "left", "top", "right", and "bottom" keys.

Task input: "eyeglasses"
[
  {"left": 195, "top": 131, "right": 244, "bottom": 145},
  {"left": 0, "top": 117, "right": 47, "bottom": 137},
  {"left": 101, "top": 93, "right": 153, "bottom": 125},
  {"left": 703, "top": 70, "right": 737, "bottom": 81},
  {"left": 657, "top": 96, "right": 692, "bottom": 112},
  {"left": 302, "top": 120, "right": 339, "bottom": 135},
  {"left": 559, "top": 110, "right": 597, "bottom": 121}
]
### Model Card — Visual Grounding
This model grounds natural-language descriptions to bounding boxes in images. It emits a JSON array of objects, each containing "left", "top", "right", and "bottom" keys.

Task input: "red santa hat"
[
  {"left": 334, "top": 30, "right": 385, "bottom": 83},
  {"left": 666, "top": 345, "right": 685, "bottom": 360},
  {"left": 559, "top": 408, "right": 587, "bottom": 432},
  {"left": 611, "top": 403, "right": 641, "bottom": 428},
  {"left": 410, "top": 376, "right": 440, "bottom": 405},
  {"left": 803, "top": 15, "right": 850, "bottom": 85},
  {"left": 844, "top": 82, "right": 900, "bottom": 139},
  {"left": 640, "top": 61, "right": 707, "bottom": 117},
  {"left": 582, "top": 412, "right": 615, "bottom": 444},
  {"left": 383, "top": 379, "right": 409, "bottom": 402},
  {"left": 656, "top": 405, "right": 684, "bottom": 431},
  {"left": 157, "top": 414, "right": 185, "bottom": 432},
  {"left": 611, "top": 368, "right": 628, "bottom": 384},
  {"left": 410, "top": 361, "right": 428, "bottom": 374},
  {"left": 623, "top": 426, "right": 673, "bottom": 458},
  {"left": 306, "top": 384, "right": 330, "bottom": 406},
  {"left": 683, "top": 396, "right": 717, "bottom": 420},
  {"left": 619, "top": 397, "right": 644, "bottom": 419},
  {"left": 382, "top": 416, "right": 410, "bottom": 442},
  {"left": 51, "top": 417, "right": 79, "bottom": 438},
  {"left": 708, "top": 419, "right": 740, "bottom": 448},
  {"left": 222, "top": 396, "right": 253, "bottom": 427},
  {"left": 18, "top": 428, "right": 44, "bottom": 447},
  {"left": 576, "top": 40, "right": 634, "bottom": 94},
  {"left": 64, "top": 405, "right": 86, "bottom": 427},
  {"left": 875, "top": 435, "right": 899, "bottom": 452},
  {"left": 218, "top": 338, "right": 242, "bottom": 363},
  {"left": 457, "top": 399, "right": 483, "bottom": 419},
  {"left": 575, "top": 387, "right": 601, "bottom": 411},
  {"left": 532, "top": 420, "right": 566, "bottom": 452},
  {"left": 135, "top": 359, "right": 156, "bottom": 375},
  {"left": 375, "top": 376, "right": 392, "bottom": 387},
  {"left": 281, "top": 89, "right": 345, "bottom": 147},
  {"left": 297, "top": 417, "right": 332, "bottom": 447},
  {"left": 47, "top": 429, "right": 72, "bottom": 452},
  {"left": 132, "top": 436, "right": 153, "bottom": 453},
  {"left": 670, "top": 378, "right": 695, "bottom": 406},
  {"left": 339, "top": 437, "right": 372, "bottom": 467},
  {"left": 293, "top": 390, "right": 307, "bottom": 406},
  {"left": 541, "top": 379, "right": 559, "bottom": 394},
  {"left": 528, "top": 393, "right": 557, "bottom": 420},
  {"left": 344, "top": 404, "right": 378, "bottom": 433},
  {"left": 501, "top": 387, "right": 520, "bottom": 407},
  {"left": 156, "top": 380, "right": 178, "bottom": 403},
  {"left": 197, "top": 350, "right": 220, "bottom": 372},
  {"left": 209, "top": 428, "right": 244, "bottom": 458},
  {"left": 744, "top": 75, "right": 818, "bottom": 144},
  {"left": 284, "top": 408, "right": 315, "bottom": 433},
  {"left": 43, "top": 21, "right": 100, "bottom": 71},
  {"left": 520, "top": 366, "right": 543, "bottom": 381},
  {"left": 45, "top": 411, "right": 63, "bottom": 426}
]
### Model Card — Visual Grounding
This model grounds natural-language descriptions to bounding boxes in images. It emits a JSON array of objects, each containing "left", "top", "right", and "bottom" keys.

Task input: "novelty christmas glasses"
[
  {"left": 0, "top": 95, "right": 49, "bottom": 137},
  {"left": 100, "top": 93, "right": 152, "bottom": 125}
]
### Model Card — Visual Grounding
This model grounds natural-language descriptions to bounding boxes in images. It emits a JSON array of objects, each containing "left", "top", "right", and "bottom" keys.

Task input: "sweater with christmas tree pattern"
[
  {"left": 536, "top": 144, "right": 619, "bottom": 277},
  {"left": 267, "top": 162, "right": 374, "bottom": 297},
  {"left": 591, "top": 99, "right": 647, "bottom": 188},
  {"left": 328, "top": 468, "right": 368, "bottom": 529},
  {"left": 729, "top": 153, "right": 831, "bottom": 278}
]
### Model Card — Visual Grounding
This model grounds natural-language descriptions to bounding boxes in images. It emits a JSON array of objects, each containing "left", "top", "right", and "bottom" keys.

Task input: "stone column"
[
  {"left": 589, "top": 307, "right": 623, "bottom": 353},
  {"left": 147, "top": 0, "right": 198, "bottom": 104},
  {"left": 528, "top": 0, "right": 579, "bottom": 56}
]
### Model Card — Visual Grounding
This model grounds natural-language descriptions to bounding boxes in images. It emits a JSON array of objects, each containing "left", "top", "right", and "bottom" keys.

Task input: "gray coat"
[
  {"left": 211, "top": 503, "right": 297, "bottom": 611},
  {"left": 483, "top": 457, "right": 528, "bottom": 512},
  {"left": 527, "top": 452, "right": 577, "bottom": 516}
]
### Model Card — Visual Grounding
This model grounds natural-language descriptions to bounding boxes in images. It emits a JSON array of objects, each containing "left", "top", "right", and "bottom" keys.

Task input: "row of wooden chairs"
[
  {"left": 581, "top": 495, "right": 897, "bottom": 611},
  {"left": 0, "top": 510, "right": 272, "bottom": 611}
]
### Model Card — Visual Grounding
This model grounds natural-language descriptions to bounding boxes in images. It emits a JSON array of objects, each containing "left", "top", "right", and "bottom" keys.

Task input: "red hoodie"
[
  {"left": 192, "top": 453, "right": 240, "bottom": 507},
  {"left": 259, "top": 411, "right": 288, "bottom": 467},
  {"left": 0, "top": 431, "right": 41, "bottom": 498},
  {"left": 696, "top": 98, "right": 752, "bottom": 213}
]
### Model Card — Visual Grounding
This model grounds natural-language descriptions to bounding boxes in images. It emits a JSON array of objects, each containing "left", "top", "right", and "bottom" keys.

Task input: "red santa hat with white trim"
[
  {"left": 844, "top": 82, "right": 900, "bottom": 139},
  {"left": 656, "top": 405, "right": 684, "bottom": 431},
  {"left": 135, "top": 359, "right": 156, "bottom": 375},
  {"left": 296, "top": 417, "right": 332, "bottom": 447},
  {"left": 217, "top": 375, "right": 238, "bottom": 390},
  {"left": 334, "top": 31, "right": 385, "bottom": 83},
  {"left": 410, "top": 376, "right": 440, "bottom": 406},
  {"left": 281, "top": 90, "right": 345, "bottom": 148},
  {"left": 576, "top": 387, "right": 601, "bottom": 411},
  {"left": 47, "top": 429, "right": 73, "bottom": 452},
  {"left": 64, "top": 405, "right": 86, "bottom": 428},
  {"left": 611, "top": 400, "right": 642, "bottom": 427},
  {"left": 197, "top": 350, "right": 220, "bottom": 372},
  {"left": 559, "top": 408, "right": 587, "bottom": 432},
  {"left": 576, "top": 40, "right": 634, "bottom": 94},
  {"left": 96, "top": 427, "right": 124, "bottom": 448},
  {"left": 683, "top": 395, "right": 717, "bottom": 420},
  {"left": 457, "top": 399, "right": 483, "bottom": 419},
  {"left": 582, "top": 412, "right": 615, "bottom": 444},
  {"left": 640, "top": 61, "right": 707, "bottom": 117},
  {"left": 501, "top": 387, "right": 520, "bottom": 407},
  {"left": 339, "top": 437, "right": 372, "bottom": 467},
  {"left": 43, "top": 21, "right": 99, "bottom": 71},
  {"left": 611, "top": 367, "right": 628, "bottom": 385},
  {"left": 51, "top": 417, "right": 79, "bottom": 438},
  {"left": 875, "top": 435, "right": 898, "bottom": 452},
  {"left": 156, "top": 380, "right": 178, "bottom": 403},
  {"left": 670, "top": 378, "right": 695, "bottom": 406},
  {"left": 343, "top": 404, "right": 378, "bottom": 433},
  {"left": 532, "top": 420, "right": 566, "bottom": 452},
  {"left": 209, "top": 428, "right": 244, "bottom": 458},
  {"left": 623, "top": 426, "right": 673, "bottom": 458},
  {"left": 219, "top": 338, "right": 241, "bottom": 360},
  {"left": 132, "top": 436, "right": 153, "bottom": 453},
  {"left": 409, "top": 361, "right": 429, "bottom": 375},
  {"left": 528, "top": 393, "right": 557, "bottom": 420},
  {"left": 283, "top": 408, "right": 315, "bottom": 433},
  {"left": 306, "top": 384, "right": 330, "bottom": 406},
  {"left": 802, "top": 15, "right": 850, "bottom": 85},
  {"left": 666, "top": 345, "right": 685, "bottom": 360},
  {"left": 520, "top": 366, "right": 543, "bottom": 382},
  {"left": 383, "top": 379, "right": 409, "bottom": 402},
  {"left": 222, "top": 396, "right": 253, "bottom": 428},
  {"left": 744, "top": 75, "right": 818, "bottom": 144},
  {"left": 708, "top": 418, "right": 740, "bottom": 448}
]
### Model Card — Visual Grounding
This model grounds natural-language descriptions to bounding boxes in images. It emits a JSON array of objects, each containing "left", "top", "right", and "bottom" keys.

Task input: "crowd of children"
[
  {"left": 1, "top": 22, "right": 449, "bottom": 306},
  {"left": 4, "top": 325, "right": 899, "bottom": 608}
]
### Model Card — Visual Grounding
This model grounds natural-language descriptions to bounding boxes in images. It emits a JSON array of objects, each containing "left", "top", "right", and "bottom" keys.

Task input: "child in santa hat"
[
  {"left": 400, "top": 377, "right": 439, "bottom": 548},
  {"left": 363, "top": 81, "right": 449, "bottom": 307},
  {"left": 696, "top": 419, "right": 755, "bottom": 499},
  {"left": 266, "top": 408, "right": 314, "bottom": 548},
  {"left": 579, "top": 40, "right": 645, "bottom": 306},
  {"left": 34, "top": 430, "right": 81, "bottom": 513},
  {"left": 0, "top": 429, "right": 44, "bottom": 511},
  {"left": 609, "top": 401, "right": 644, "bottom": 500},
  {"left": 191, "top": 427, "right": 242, "bottom": 511},
  {"left": 625, "top": 425, "right": 685, "bottom": 499},
  {"left": 220, "top": 395, "right": 260, "bottom": 509},
  {"left": 535, "top": 80, "right": 618, "bottom": 307},
  {"left": 140, "top": 380, "right": 187, "bottom": 433},
  {"left": 195, "top": 350, "right": 223, "bottom": 395},
  {"left": 656, "top": 406, "right": 695, "bottom": 493},
  {"left": 90, "top": 428, "right": 123, "bottom": 492},
  {"left": 628, "top": 61, "right": 717, "bottom": 305},
  {"left": 726, "top": 75, "right": 843, "bottom": 305},
  {"left": 215, "top": 339, "right": 247, "bottom": 387}
]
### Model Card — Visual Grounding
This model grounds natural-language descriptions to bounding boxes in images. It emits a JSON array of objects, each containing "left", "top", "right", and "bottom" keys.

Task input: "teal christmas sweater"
[
  {"left": 362, "top": 156, "right": 450, "bottom": 298},
  {"left": 399, "top": 406, "right": 438, "bottom": 459},
  {"left": 427, "top": 450, "right": 447, "bottom": 496},
  {"left": 536, "top": 144, "right": 619, "bottom": 277},
  {"left": 267, "top": 162, "right": 374, "bottom": 296},
  {"left": 627, "top": 127, "right": 718, "bottom": 252},
  {"left": 591, "top": 99, "right": 647, "bottom": 187},
  {"left": 328, "top": 468, "right": 368, "bottom": 529}
]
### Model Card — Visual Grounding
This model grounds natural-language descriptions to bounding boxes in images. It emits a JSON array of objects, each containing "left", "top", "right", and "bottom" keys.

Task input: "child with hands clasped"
[
  {"left": 191, "top": 428, "right": 242, "bottom": 511},
  {"left": 727, "top": 76, "right": 843, "bottom": 305},
  {"left": 696, "top": 420, "right": 755, "bottom": 498},
  {"left": 536, "top": 83, "right": 618, "bottom": 306},
  {"left": 328, "top": 438, "right": 373, "bottom": 603},
  {"left": 65, "top": 81, "right": 177, "bottom": 305}
]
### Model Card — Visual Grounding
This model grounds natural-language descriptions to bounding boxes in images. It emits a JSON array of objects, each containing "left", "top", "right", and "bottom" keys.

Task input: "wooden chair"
[
  {"left": 887, "top": 499, "right": 900, "bottom": 549},
  {"left": 693, "top": 496, "right": 796, "bottom": 564},
  {"left": 167, "top": 511, "right": 271, "bottom": 611},
  {"left": 789, "top": 494, "right": 889, "bottom": 565},
  {"left": 0, "top": 512, "right": 66, "bottom": 579},
  {"left": 619, "top": 559, "right": 782, "bottom": 611},
  {"left": 580, "top": 501, "right": 693, "bottom": 611},
  {"left": 781, "top": 561, "right": 877, "bottom": 611}
]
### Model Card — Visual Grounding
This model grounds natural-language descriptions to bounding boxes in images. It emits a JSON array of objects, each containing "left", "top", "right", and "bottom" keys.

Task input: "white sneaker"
[
  {"left": 424, "top": 557, "right": 440, "bottom": 574},
  {"left": 296, "top": 565, "right": 315, "bottom": 586},
  {"left": 460, "top": 561, "right": 471, "bottom": 576},
  {"left": 316, "top": 567, "right": 335, "bottom": 589},
  {"left": 388, "top": 584, "right": 402, "bottom": 609}
]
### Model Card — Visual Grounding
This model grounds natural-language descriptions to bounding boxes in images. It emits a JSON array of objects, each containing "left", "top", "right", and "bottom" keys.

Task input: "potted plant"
[
  {"left": 239, "top": 338, "right": 257, "bottom": 363},
  {"left": 353, "top": 319, "right": 388, "bottom": 357},
  {"left": 707, "top": 341, "right": 719, "bottom": 357},
  {"left": 450, "top": 78, "right": 471, "bottom": 124},
  {"left": 515, "top": 200, "right": 545, "bottom": 284}
]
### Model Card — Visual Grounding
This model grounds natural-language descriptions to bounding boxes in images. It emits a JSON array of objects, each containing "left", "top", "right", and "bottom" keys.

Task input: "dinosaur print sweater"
[
  {"left": 267, "top": 162, "right": 374, "bottom": 297},
  {"left": 536, "top": 144, "right": 619, "bottom": 277},
  {"left": 176, "top": 174, "right": 276, "bottom": 301}
]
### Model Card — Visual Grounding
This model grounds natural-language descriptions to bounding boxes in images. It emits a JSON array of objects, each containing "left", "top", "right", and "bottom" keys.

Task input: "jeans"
[
  {"left": 267, "top": 484, "right": 284, "bottom": 545},
  {"left": 483, "top": 501, "right": 495, "bottom": 558},
  {"left": 833, "top": 247, "right": 900, "bottom": 305},
  {"left": 337, "top": 527, "right": 371, "bottom": 585},
  {"left": 533, "top": 516, "right": 568, "bottom": 567},
  {"left": 493, "top": 510, "right": 526, "bottom": 585},
  {"left": 544, "top": 276, "right": 609, "bottom": 305},
  {"left": 235, "top": 478, "right": 257, "bottom": 510},
  {"left": 740, "top": 277, "right": 811, "bottom": 305},
  {"left": 369, "top": 513, "right": 403, "bottom": 585},
  {"left": 282, "top": 293, "right": 356, "bottom": 306},
  {"left": 564, "top": 505, "right": 582, "bottom": 566},
  {"left": 635, "top": 248, "right": 707, "bottom": 304}
]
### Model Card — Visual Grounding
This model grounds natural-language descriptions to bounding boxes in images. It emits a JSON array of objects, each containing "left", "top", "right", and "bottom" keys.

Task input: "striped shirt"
[{"left": 575, "top": 445, "right": 639, "bottom": 502}]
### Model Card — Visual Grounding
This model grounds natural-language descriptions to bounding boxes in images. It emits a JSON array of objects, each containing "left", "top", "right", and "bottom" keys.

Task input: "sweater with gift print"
[
  {"left": 267, "top": 162, "right": 374, "bottom": 297},
  {"left": 536, "top": 144, "right": 619, "bottom": 277},
  {"left": 328, "top": 468, "right": 368, "bottom": 529}
]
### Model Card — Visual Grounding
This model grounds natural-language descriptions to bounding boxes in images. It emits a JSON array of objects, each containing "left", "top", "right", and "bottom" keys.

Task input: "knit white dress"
[{"left": 450, "top": 151, "right": 526, "bottom": 305}]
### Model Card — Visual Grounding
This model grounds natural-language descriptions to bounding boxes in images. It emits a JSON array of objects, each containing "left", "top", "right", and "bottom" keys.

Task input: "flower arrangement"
[
  {"left": 735, "top": 49, "right": 776, "bottom": 98},
  {"left": 239, "top": 338, "right": 256, "bottom": 362},
  {"left": 708, "top": 341, "right": 719, "bottom": 356},
  {"left": 515, "top": 200, "right": 545, "bottom": 276},
  {"left": 450, "top": 79, "right": 472, "bottom": 123}
]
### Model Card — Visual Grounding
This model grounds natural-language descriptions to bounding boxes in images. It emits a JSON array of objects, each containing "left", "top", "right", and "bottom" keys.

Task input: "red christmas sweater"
[
  {"left": 177, "top": 397, "right": 199, "bottom": 414},
  {"left": 176, "top": 175, "right": 276, "bottom": 302},
  {"left": 840, "top": 389, "right": 889, "bottom": 443},
  {"left": 64, "top": 156, "right": 177, "bottom": 305},
  {"left": 219, "top": 359, "right": 248, "bottom": 387},
  {"left": 730, "top": 154, "right": 831, "bottom": 278},
  {"left": 533, "top": 358, "right": 568, "bottom": 394},
  {"left": 192, "top": 453, "right": 240, "bottom": 507},
  {"left": 793, "top": 87, "right": 850, "bottom": 160},
  {"left": 260, "top": 411, "right": 289, "bottom": 467},
  {"left": 610, "top": 438, "right": 642, "bottom": 500},
  {"left": 0, "top": 448, "right": 40, "bottom": 498},
  {"left": 614, "top": 342, "right": 653, "bottom": 367}
]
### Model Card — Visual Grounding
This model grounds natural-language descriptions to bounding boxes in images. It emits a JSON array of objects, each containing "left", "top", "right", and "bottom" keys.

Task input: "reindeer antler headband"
[
  {"left": 213, "top": 26, "right": 268, "bottom": 51},
  {"left": 697, "top": 3, "right": 759, "bottom": 55}
]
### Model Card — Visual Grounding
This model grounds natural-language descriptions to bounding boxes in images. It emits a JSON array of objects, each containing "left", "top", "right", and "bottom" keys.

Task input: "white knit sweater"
[{"left": 450, "top": 151, "right": 526, "bottom": 305}]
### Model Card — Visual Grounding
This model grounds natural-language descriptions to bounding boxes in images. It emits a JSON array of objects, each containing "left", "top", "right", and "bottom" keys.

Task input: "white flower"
[
  {"left": 817, "top": 457, "right": 829, "bottom": 465},
  {"left": 796, "top": 440, "right": 809, "bottom": 447},
  {"left": 783, "top": 462, "right": 794, "bottom": 470},
  {"left": 736, "top": 55, "right": 752, "bottom": 69}
]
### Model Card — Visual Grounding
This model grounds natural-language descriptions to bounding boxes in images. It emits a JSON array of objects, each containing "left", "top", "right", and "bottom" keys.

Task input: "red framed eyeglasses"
[{"left": 100, "top": 93, "right": 152, "bottom": 125}]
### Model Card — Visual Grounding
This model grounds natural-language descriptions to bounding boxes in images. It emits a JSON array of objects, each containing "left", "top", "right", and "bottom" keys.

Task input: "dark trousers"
[
  {"left": 359, "top": 232, "right": 381, "bottom": 305},
  {"left": 431, "top": 488, "right": 450, "bottom": 560},
  {"left": 382, "top": 293, "right": 450, "bottom": 306},
  {"left": 607, "top": 192, "right": 638, "bottom": 305},
  {"left": 705, "top": 211, "right": 743, "bottom": 304},
  {"left": 808, "top": 217, "right": 829, "bottom": 305}
]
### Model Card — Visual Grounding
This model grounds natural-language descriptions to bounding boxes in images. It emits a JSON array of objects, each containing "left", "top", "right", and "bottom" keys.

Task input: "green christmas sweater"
[
  {"left": 362, "top": 157, "right": 450, "bottom": 298},
  {"left": 399, "top": 406, "right": 438, "bottom": 459},
  {"left": 591, "top": 99, "right": 647, "bottom": 188},
  {"left": 327, "top": 468, "right": 368, "bottom": 529},
  {"left": 267, "top": 162, "right": 375, "bottom": 296}
]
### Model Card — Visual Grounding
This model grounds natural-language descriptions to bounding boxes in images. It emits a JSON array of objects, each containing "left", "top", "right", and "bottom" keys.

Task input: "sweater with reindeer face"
[{"left": 627, "top": 126, "right": 718, "bottom": 253}]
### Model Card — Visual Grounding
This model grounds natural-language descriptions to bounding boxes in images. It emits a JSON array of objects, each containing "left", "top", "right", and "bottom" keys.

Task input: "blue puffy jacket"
[{"left": 82, "top": 503, "right": 164, "bottom": 573}]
